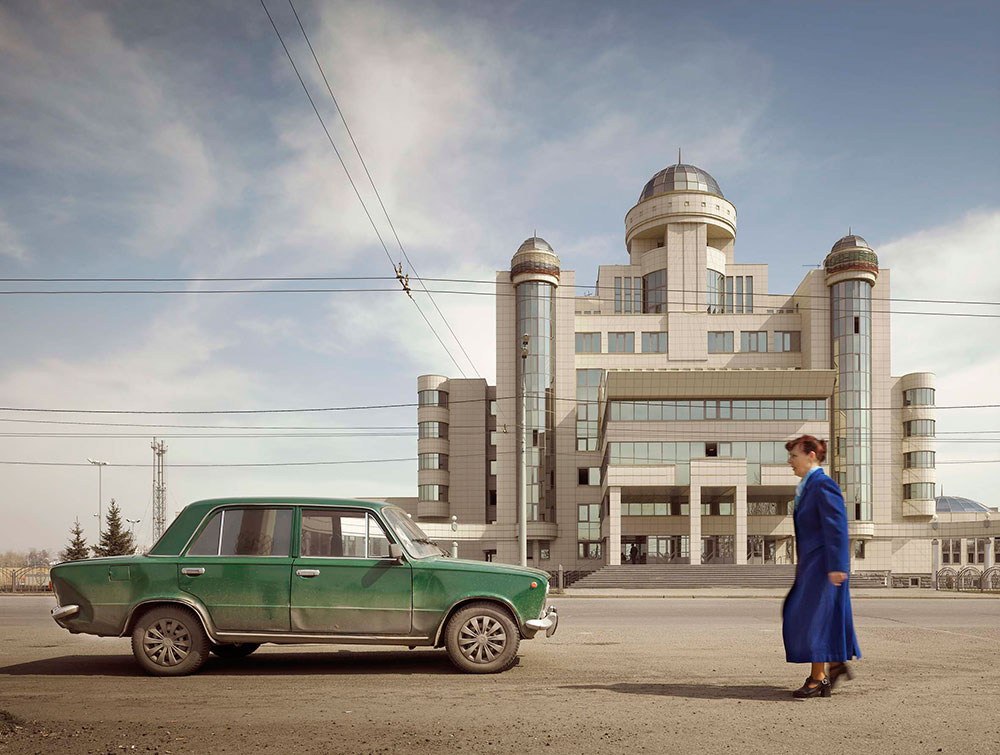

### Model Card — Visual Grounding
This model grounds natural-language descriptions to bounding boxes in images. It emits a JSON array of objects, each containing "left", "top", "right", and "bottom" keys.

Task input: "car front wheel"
[
  {"left": 444, "top": 602, "right": 520, "bottom": 673},
  {"left": 131, "top": 606, "right": 210, "bottom": 676}
]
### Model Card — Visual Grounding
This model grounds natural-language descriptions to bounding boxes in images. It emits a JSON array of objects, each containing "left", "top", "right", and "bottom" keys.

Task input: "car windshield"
[{"left": 382, "top": 507, "right": 446, "bottom": 558}]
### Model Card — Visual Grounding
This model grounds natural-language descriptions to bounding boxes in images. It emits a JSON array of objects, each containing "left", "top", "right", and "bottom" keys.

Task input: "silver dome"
[
  {"left": 640, "top": 163, "right": 723, "bottom": 201},
  {"left": 831, "top": 234, "right": 870, "bottom": 253},
  {"left": 936, "top": 496, "right": 995, "bottom": 514},
  {"left": 517, "top": 236, "right": 553, "bottom": 254}
]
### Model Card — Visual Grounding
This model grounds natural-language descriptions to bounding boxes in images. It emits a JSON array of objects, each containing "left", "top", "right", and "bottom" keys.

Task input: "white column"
[
  {"left": 689, "top": 485, "right": 702, "bottom": 565},
  {"left": 608, "top": 487, "right": 622, "bottom": 565},
  {"left": 985, "top": 537, "right": 994, "bottom": 570},
  {"left": 735, "top": 483, "right": 747, "bottom": 565}
]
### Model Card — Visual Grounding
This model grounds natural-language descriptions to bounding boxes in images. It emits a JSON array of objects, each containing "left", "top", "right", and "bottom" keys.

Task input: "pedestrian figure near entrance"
[
  {"left": 629, "top": 544, "right": 638, "bottom": 565},
  {"left": 781, "top": 435, "right": 860, "bottom": 698}
]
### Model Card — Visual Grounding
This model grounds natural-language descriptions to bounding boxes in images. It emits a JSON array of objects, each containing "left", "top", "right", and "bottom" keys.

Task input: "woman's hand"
[{"left": 828, "top": 571, "right": 847, "bottom": 586}]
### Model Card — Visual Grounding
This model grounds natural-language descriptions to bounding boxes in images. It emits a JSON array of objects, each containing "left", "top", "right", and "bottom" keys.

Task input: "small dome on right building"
[
  {"left": 935, "top": 496, "right": 996, "bottom": 514},
  {"left": 830, "top": 234, "right": 871, "bottom": 253}
]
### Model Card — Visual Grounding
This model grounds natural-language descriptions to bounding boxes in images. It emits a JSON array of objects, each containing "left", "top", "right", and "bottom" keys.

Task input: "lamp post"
[
  {"left": 126, "top": 518, "right": 141, "bottom": 537},
  {"left": 87, "top": 458, "right": 108, "bottom": 540},
  {"left": 519, "top": 333, "right": 529, "bottom": 567}
]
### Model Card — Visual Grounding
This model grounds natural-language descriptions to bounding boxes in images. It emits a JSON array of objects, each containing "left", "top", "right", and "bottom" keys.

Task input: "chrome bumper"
[
  {"left": 525, "top": 606, "right": 558, "bottom": 638},
  {"left": 50, "top": 604, "right": 80, "bottom": 626}
]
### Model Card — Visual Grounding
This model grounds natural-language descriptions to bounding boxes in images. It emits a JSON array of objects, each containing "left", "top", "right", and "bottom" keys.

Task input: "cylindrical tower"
[
  {"left": 824, "top": 234, "right": 879, "bottom": 521},
  {"left": 416, "top": 374, "right": 450, "bottom": 519},
  {"left": 900, "top": 371, "right": 936, "bottom": 517},
  {"left": 511, "top": 237, "right": 560, "bottom": 524}
]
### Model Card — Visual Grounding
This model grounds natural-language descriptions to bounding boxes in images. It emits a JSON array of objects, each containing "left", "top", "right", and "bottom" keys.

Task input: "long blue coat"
[{"left": 782, "top": 467, "right": 861, "bottom": 663}]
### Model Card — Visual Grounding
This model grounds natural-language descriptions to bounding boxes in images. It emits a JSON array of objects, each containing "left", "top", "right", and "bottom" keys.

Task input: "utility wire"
[
  {"left": 1, "top": 274, "right": 996, "bottom": 308},
  {"left": 286, "top": 0, "right": 480, "bottom": 378},
  {"left": 258, "top": 0, "right": 467, "bottom": 377},
  {"left": 4, "top": 285, "right": 999, "bottom": 319},
  {"left": 0, "top": 396, "right": 996, "bottom": 415},
  {"left": 0, "top": 457, "right": 415, "bottom": 468}
]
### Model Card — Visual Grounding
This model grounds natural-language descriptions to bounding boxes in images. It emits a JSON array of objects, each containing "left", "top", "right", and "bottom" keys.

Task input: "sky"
[{"left": 1, "top": 0, "right": 998, "bottom": 555}]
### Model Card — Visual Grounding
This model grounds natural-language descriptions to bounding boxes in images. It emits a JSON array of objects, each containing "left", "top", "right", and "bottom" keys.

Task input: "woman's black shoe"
[
  {"left": 828, "top": 662, "right": 854, "bottom": 689},
  {"left": 793, "top": 675, "right": 831, "bottom": 698}
]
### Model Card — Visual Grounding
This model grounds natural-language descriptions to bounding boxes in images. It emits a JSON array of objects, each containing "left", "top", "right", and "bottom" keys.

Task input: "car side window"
[
  {"left": 301, "top": 509, "right": 391, "bottom": 558},
  {"left": 187, "top": 508, "right": 292, "bottom": 557},
  {"left": 187, "top": 512, "right": 222, "bottom": 556},
  {"left": 368, "top": 515, "right": 391, "bottom": 558}
]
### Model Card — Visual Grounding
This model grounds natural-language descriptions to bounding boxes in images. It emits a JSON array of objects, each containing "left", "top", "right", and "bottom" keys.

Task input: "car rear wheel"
[
  {"left": 444, "top": 602, "right": 520, "bottom": 673},
  {"left": 131, "top": 606, "right": 210, "bottom": 676},
  {"left": 210, "top": 642, "right": 260, "bottom": 659}
]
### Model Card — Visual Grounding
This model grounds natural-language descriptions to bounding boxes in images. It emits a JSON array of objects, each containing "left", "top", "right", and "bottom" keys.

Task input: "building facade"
[{"left": 407, "top": 161, "right": 997, "bottom": 582}]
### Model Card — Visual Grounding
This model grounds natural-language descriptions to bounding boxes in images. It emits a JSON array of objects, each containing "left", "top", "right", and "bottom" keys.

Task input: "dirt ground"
[{"left": 1, "top": 595, "right": 998, "bottom": 755}]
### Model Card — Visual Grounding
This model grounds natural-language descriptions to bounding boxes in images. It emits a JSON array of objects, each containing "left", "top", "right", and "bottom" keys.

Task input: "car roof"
[{"left": 147, "top": 497, "right": 398, "bottom": 557}]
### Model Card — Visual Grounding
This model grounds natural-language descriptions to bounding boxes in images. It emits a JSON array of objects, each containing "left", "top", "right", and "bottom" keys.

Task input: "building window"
[
  {"left": 576, "top": 369, "right": 602, "bottom": 451},
  {"left": 608, "top": 332, "right": 635, "bottom": 353},
  {"left": 903, "top": 482, "right": 935, "bottom": 500},
  {"left": 490, "top": 460, "right": 498, "bottom": 476},
  {"left": 417, "top": 390, "right": 448, "bottom": 407},
  {"left": 614, "top": 277, "right": 622, "bottom": 314},
  {"left": 745, "top": 276, "right": 753, "bottom": 313},
  {"left": 969, "top": 538, "right": 989, "bottom": 564},
  {"left": 609, "top": 399, "right": 826, "bottom": 421},
  {"left": 741, "top": 331, "right": 767, "bottom": 352},
  {"left": 490, "top": 431, "right": 499, "bottom": 446},
  {"left": 706, "top": 269, "right": 724, "bottom": 314},
  {"left": 903, "top": 451, "right": 935, "bottom": 469},
  {"left": 904, "top": 419, "right": 936, "bottom": 437},
  {"left": 578, "top": 467, "right": 600, "bottom": 485},
  {"left": 418, "top": 453, "right": 448, "bottom": 470},
  {"left": 418, "top": 421, "right": 448, "bottom": 439},
  {"left": 418, "top": 484, "right": 448, "bottom": 502},
  {"left": 941, "top": 538, "right": 961, "bottom": 564},
  {"left": 708, "top": 331, "right": 734, "bottom": 353},
  {"left": 735, "top": 276, "right": 744, "bottom": 314},
  {"left": 577, "top": 503, "right": 601, "bottom": 555},
  {"left": 575, "top": 332, "right": 601, "bottom": 353},
  {"left": 578, "top": 542, "right": 602, "bottom": 559},
  {"left": 490, "top": 400, "right": 497, "bottom": 416},
  {"left": 903, "top": 388, "right": 935, "bottom": 406},
  {"left": 853, "top": 540, "right": 866, "bottom": 560},
  {"left": 773, "top": 331, "right": 801, "bottom": 352},
  {"left": 642, "top": 269, "right": 667, "bottom": 313},
  {"left": 539, "top": 540, "right": 551, "bottom": 560},
  {"left": 641, "top": 331, "right": 668, "bottom": 353},
  {"left": 725, "top": 276, "right": 733, "bottom": 313}
]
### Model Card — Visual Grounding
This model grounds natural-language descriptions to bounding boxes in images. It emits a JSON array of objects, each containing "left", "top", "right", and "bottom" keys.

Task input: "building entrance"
[
  {"left": 622, "top": 536, "right": 646, "bottom": 564},
  {"left": 701, "top": 535, "right": 735, "bottom": 564},
  {"left": 746, "top": 536, "right": 794, "bottom": 565}
]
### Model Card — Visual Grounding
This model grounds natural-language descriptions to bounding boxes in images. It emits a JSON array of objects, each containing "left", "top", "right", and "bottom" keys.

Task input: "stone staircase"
[
  {"left": 572, "top": 564, "right": 797, "bottom": 589},
  {"left": 572, "top": 564, "right": 889, "bottom": 589}
]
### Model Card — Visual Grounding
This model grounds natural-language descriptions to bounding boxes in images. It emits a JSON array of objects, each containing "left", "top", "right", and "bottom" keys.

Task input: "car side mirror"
[{"left": 389, "top": 543, "right": 404, "bottom": 563}]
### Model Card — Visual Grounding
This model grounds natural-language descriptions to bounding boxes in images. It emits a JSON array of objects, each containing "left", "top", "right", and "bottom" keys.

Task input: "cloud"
[
  {"left": 0, "top": 211, "right": 28, "bottom": 262},
  {"left": 881, "top": 209, "right": 1000, "bottom": 503}
]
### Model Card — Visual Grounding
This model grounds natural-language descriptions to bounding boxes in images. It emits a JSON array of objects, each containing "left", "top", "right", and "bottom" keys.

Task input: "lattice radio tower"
[{"left": 152, "top": 438, "right": 167, "bottom": 540}]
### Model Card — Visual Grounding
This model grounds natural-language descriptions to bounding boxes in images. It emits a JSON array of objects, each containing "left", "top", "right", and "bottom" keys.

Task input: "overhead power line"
[
  {"left": 1, "top": 275, "right": 996, "bottom": 308},
  {"left": 0, "top": 457, "right": 415, "bottom": 468},
  {"left": 3, "top": 285, "right": 999, "bottom": 319},
  {"left": 258, "top": 0, "right": 468, "bottom": 377}
]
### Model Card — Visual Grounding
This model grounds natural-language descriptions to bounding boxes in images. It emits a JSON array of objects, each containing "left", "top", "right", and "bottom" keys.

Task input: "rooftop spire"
[{"left": 678, "top": 147, "right": 682, "bottom": 165}]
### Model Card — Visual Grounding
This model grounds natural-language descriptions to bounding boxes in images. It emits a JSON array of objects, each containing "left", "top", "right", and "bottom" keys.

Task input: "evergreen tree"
[
  {"left": 92, "top": 499, "right": 136, "bottom": 557},
  {"left": 59, "top": 520, "right": 89, "bottom": 562}
]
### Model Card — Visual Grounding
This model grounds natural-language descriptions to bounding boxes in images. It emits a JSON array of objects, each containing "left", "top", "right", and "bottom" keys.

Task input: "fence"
[
  {"left": 0, "top": 566, "right": 53, "bottom": 593},
  {"left": 935, "top": 566, "right": 1000, "bottom": 592}
]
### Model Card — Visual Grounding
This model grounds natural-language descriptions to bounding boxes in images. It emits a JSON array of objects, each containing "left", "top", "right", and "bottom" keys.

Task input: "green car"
[{"left": 50, "top": 498, "right": 557, "bottom": 676}]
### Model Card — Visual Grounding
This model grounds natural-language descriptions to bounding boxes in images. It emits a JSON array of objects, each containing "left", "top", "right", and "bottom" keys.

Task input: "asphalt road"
[{"left": 1, "top": 595, "right": 998, "bottom": 754}]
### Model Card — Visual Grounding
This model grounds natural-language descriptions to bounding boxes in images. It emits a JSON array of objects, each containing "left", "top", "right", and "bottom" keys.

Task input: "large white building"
[{"left": 401, "top": 160, "right": 997, "bottom": 588}]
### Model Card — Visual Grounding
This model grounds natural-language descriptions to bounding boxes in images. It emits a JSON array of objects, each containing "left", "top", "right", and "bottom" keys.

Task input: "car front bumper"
[
  {"left": 525, "top": 606, "right": 558, "bottom": 638},
  {"left": 50, "top": 604, "right": 80, "bottom": 628}
]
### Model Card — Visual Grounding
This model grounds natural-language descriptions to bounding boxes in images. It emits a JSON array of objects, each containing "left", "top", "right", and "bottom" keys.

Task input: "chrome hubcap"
[
  {"left": 142, "top": 618, "right": 192, "bottom": 667},
  {"left": 458, "top": 616, "right": 506, "bottom": 663}
]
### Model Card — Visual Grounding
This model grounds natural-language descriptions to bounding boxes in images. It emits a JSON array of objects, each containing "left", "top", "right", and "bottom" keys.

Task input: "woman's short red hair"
[{"left": 785, "top": 435, "right": 827, "bottom": 463}]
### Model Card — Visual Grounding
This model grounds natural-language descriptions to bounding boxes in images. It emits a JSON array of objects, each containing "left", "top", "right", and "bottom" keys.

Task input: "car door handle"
[
  {"left": 296, "top": 569, "right": 321, "bottom": 578},
  {"left": 181, "top": 567, "right": 205, "bottom": 576}
]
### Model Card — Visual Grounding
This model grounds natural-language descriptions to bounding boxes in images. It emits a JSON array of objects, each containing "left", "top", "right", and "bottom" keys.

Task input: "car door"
[
  {"left": 179, "top": 506, "right": 294, "bottom": 632},
  {"left": 290, "top": 508, "right": 412, "bottom": 635}
]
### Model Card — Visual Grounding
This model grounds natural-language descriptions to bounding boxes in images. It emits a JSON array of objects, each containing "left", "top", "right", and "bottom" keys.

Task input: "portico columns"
[
  {"left": 735, "top": 483, "right": 748, "bottom": 565},
  {"left": 608, "top": 486, "right": 622, "bottom": 566},
  {"left": 689, "top": 485, "right": 702, "bottom": 565}
]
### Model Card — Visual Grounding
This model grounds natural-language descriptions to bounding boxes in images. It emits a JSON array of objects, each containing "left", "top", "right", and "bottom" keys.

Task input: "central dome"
[{"left": 640, "top": 163, "right": 723, "bottom": 201}]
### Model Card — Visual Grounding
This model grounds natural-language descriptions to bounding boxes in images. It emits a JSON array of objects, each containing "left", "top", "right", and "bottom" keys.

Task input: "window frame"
[
  {"left": 183, "top": 505, "right": 295, "bottom": 558},
  {"left": 297, "top": 508, "right": 398, "bottom": 561}
]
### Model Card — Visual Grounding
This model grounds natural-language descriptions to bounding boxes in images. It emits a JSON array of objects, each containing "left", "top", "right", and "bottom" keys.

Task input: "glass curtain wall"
[
  {"left": 643, "top": 269, "right": 667, "bottom": 313},
  {"left": 517, "top": 281, "right": 556, "bottom": 522},
  {"left": 831, "top": 280, "right": 873, "bottom": 521},
  {"left": 706, "top": 270, "right": 724, "bottom": 313}
]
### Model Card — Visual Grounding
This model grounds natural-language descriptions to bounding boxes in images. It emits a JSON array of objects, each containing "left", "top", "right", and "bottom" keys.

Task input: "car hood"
[{"left": 417, "top": 556, "right": 549, "bottom": 580}]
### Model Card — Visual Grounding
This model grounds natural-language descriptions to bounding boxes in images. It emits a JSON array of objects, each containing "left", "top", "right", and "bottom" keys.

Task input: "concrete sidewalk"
[{"left": 553, "top": 586, "right": 999, "bottom": 598}]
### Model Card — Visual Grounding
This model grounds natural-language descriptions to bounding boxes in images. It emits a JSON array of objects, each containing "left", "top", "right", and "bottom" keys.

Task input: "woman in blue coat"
[{"left": 782, "top": 435, "right": 861, "bottom": 698}]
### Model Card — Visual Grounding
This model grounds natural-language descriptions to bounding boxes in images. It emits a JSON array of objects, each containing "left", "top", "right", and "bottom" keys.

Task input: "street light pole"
[
  {"left": 519, "top": 333, "right": 529, "bottom": 568},
  {"left": 87, "top": 458, "right": 108, "bottom": 540}
]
